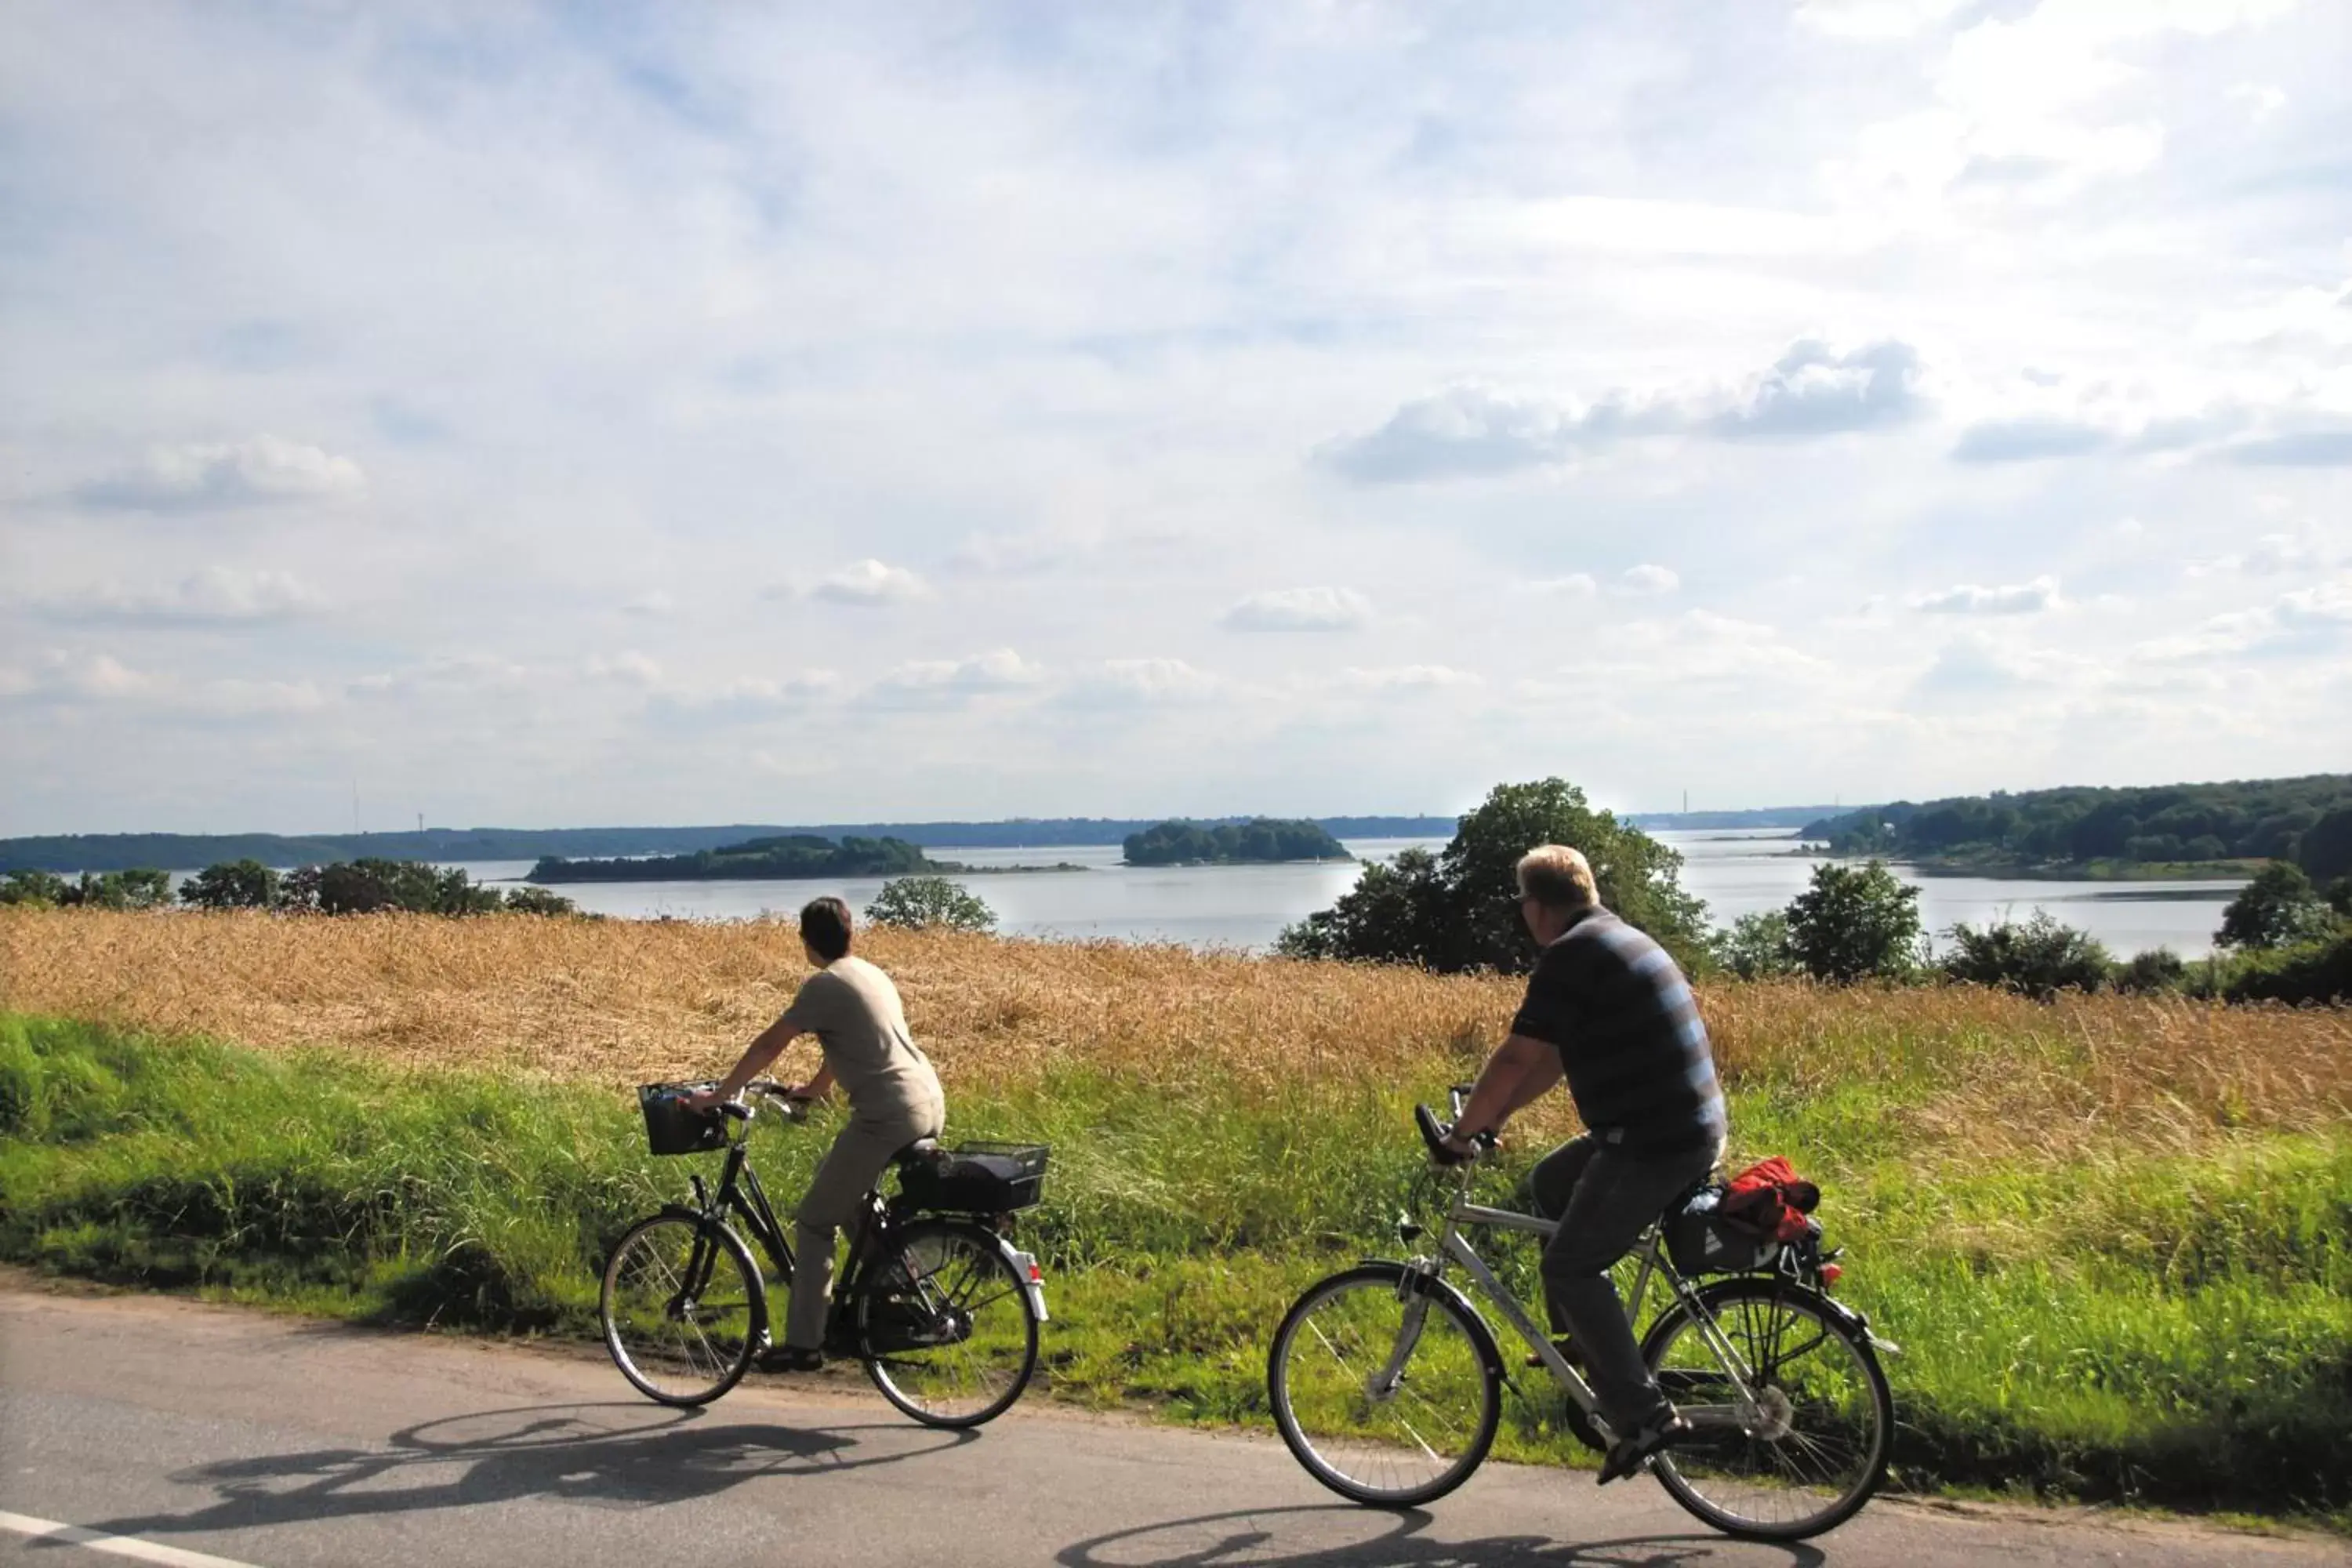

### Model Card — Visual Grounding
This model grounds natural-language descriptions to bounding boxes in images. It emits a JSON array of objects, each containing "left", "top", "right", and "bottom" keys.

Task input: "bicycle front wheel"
[
  {"left": 601, "top": 1213, "right": 766, "bottom": 1407},
  {"left": 1641, "top": 1279, "right": 1893, "bottom": 1541},
  {"left": 1266, "top": 1264, "right": 1501, "bottom": 1508},
  {"left": 858, "top": 1219, "right": 1040, "bottom": 1428}
]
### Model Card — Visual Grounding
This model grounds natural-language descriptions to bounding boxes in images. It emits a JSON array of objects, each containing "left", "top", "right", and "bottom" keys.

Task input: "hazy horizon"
[{"left": 5, "top": 2, "right": 2347, "bottom": 837}]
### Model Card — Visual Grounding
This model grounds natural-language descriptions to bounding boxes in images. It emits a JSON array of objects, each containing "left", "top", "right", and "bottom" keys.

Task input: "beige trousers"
[{"left": 786, "top": 1094, "right": 945, "bottom": 1350}]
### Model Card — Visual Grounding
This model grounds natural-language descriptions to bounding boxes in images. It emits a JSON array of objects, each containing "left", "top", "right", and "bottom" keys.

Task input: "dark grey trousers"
[{"left": 1530, "top": 1133, "right": 1722, "bottom": 1432}]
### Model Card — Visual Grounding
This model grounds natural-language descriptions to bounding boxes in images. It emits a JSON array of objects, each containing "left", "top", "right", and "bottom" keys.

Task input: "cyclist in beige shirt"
[{"left": 693, "top": 895, "right": 946, "bottom": 1370}]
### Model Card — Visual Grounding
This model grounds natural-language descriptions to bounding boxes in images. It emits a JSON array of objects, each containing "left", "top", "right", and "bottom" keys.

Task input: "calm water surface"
[{"left": 458, "top": 831, "right": 2243, "bottom": 958}]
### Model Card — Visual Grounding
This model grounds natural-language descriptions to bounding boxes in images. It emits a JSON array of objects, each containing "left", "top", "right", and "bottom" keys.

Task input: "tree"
[
  {"left": 2298, "top": 807, "right": 2352, "bottom": 885},
  {"left": 1709, "top": 910, "right": 1799, "bottom": 980},
  {"left": 2216, "top": 862, "right": 2332, "bottom": 951},
  {"left": 2112, "top": 947, "right": 2187, "bottom": 994},
  {"left": 0, "top": 869, "right": 70, "bottom": 906},
  {"left": 866, "top": 877, "right": 997, "bottom": 933},
  {"left": 58, "top": 869, "right": 172, "bottom": 909},
  {"left": 311, "top": 859, "right": 502, "bottom": 916},
  {"left": 1275, "top": 778, "right": 1711, "bottom": 974},
  {"left": 180, "top": 859, "right": 281, "bottom": 910},
  {"left": 1784, "top": 861, "right": 1923, "bottom": 983},
  {"left": 499, "top": 885, "right": 579, "bottom": 916},
  {"left": 1276, "top": 849, "right": 1454, "bottom": 965},
  {"left": 1941, "top": 911, "right": 2111, "bottom": 1000}
]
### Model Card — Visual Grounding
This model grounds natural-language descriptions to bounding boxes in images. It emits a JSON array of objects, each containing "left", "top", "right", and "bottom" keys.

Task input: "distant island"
[
  {"left": 0, "top": 815, "right": 1461, "bottom": 874},
  {"left": 531, "top": 834, "right": 943, "bottom": 884},
  {"left": 1802, "top": 773, "right": 2352, "bottom": 879},
  {"left": 1123, "top": 818, "right": 1354, "bottom": 867}
]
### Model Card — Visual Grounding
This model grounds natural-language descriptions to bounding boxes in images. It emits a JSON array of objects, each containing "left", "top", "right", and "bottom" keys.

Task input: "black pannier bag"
[
  {"left": 897, "top": 1141, "right": 1049, "bottom": 1214},
  {"left": 638, "top": 1082, "right": 729, "bottom": 1156},
  {"left": 1665, "top": 1187, "right": 1783, "bottom": 1275}
]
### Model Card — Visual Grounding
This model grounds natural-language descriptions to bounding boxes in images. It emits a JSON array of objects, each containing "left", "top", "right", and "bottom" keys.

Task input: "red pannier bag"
[{"left": 1719, "top": 1156, "right": 1822, "bottom": 1243}]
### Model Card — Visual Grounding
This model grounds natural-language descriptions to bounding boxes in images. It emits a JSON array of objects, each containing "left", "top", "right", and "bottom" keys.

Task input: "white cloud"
[
  {"left": 79, "top": 437, "right": 365, "bottom": 510},
  {"left": 1331, "top": 665, "right": 1482, "bottom": 692},
  {"left": 805, "top": 558, "right": 931, "bottom": 605},
  {"left": 949, "top": 528, "right": 1098, "bottom": 575},
  {"left": 1911, "top": 576, "right": 2064, "bottom": 615},
  {"left": 584, "top": 651, "right": 663, "bottom": 686},
  {"left": 870, "top": 648, "right": 1047, "bottom": 706},
  {"left": 20, "top": 567, "right": 325, "bottom": 624},
  {"left": 1617, "top": 564, "right": 1680, "bottom": 597},
  {"left": 1221, "top": 587, "right": 1374, "bottom": 633},
  {"left": 621, "top": 591, "right": 677, "bottom": 618},
  {"left": 1066, "top": 658, "right": 1224, "bottom": 707},
  {"left": 1320, "top": 341, "right": 1926, "bottom": 483},
  {"left": 1521, "top": 574, "right": 1599, "bottom": 599}
]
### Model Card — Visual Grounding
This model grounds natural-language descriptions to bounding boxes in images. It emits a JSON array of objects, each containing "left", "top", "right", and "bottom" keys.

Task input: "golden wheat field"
[{"left": 3, "top": 907, "right": 2347, "bottom": 1162}]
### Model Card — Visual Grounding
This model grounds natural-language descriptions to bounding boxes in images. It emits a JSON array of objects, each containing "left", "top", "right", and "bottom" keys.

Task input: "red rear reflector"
[
  {"left": 1820, "top": 1263, "right": 1843, "bottom": 1288},
  {"left": 1028, "top": 1263, "right": 1044, "bottom": 1282}
]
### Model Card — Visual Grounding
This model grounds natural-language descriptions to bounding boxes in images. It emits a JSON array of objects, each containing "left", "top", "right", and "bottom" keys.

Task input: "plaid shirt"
[{"left": 1510, "top": 906, "right": 1727, "bottom": 1156}]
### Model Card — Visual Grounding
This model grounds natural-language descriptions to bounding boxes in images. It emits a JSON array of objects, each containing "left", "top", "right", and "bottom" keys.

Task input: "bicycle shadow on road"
[
  {"left": 1058, "top": 1505, "right": 1828, "bottom": 1568},
  {"left": 64, "top": 1399, "right": 973, "bottom": 1542}
]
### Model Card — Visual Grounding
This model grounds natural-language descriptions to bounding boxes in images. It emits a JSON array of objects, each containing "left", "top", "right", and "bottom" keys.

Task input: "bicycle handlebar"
[{"left": 1416, "top": 1102, "right": 1495, "bottom": 1167}]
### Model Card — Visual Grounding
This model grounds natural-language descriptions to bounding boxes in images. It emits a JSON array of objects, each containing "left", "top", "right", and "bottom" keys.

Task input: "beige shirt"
[{"left": 777, "top": 955, "right": 942, "bottom": 1120}]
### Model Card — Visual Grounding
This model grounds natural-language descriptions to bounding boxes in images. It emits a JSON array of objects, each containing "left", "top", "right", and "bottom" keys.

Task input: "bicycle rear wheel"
[
  {"left": 601, "top": 1213, "right": 765, "bottom": 1406},
  {"left": 1641, "top": 1278, "right": 1892, "bottom": 1541},
  {"left": 858, "top": 1219, "right": 1040, "bottom": 1428},
  {"left": 1266, "top": 1263, "right": 1501, "bottom": 1508}
]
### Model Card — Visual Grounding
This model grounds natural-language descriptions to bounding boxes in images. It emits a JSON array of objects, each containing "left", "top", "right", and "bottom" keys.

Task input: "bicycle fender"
[
  {"left": 996, "top": 1236, "right": 1051, "bottom": 1324},
  {"left": 1686, "top": 1276, "right": 1899, "bottom": 1361},
  {"left": 1368, "top": 1259, "right": 1507, "bottom": 1381}
]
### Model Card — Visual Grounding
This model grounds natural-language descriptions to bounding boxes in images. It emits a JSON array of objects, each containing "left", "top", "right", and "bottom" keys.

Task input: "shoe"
[
  {"left": 1524, "top": 1336, "right": 1586, "bottom": 1372},
  {"left": 1596, "top": 1412, "right": 1695, "bottom": 1486},
  {"left": 756, "top": 1344, "right": 826, "bottom": 1373}
]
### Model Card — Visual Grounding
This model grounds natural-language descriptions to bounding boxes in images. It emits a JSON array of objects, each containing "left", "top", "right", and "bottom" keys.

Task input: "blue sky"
[{"left": 2, "top": 0, "right": 2347, "bottom": 834}]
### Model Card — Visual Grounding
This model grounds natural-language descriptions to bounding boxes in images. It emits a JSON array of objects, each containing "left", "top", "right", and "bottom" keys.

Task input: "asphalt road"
[{"left": 0, "top": 1286, "right": 2342, "bottom": 1568}]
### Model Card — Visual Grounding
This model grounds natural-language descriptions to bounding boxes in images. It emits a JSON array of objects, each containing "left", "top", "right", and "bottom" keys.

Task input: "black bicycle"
[{"left": 598, "top": 1080, "right": 1051, "bottom": 1429}]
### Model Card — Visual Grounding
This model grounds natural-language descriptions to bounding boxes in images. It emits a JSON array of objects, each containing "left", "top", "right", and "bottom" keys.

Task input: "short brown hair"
[
  {"left": 799, "top": 896, "right": 853, "bottom": 962},
  {"left": 1515, "top": 844, "right": 1599, "bottom": 910}
]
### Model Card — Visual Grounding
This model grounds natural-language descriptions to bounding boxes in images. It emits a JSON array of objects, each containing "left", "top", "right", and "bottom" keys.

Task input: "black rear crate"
[{"left": 898, "top": 1141, "right": 1049, "bottom": 1214}]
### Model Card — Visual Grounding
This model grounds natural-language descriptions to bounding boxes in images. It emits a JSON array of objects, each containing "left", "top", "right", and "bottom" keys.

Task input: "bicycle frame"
[
  {"left": 674, "top": 1119, "right": 928, "bottom": 1346},
  {"left": 1406, "top": 1162, "right": 1773, "bottom": 1442}
]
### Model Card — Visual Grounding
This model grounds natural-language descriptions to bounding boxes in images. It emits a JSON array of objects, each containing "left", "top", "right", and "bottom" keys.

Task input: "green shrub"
[
  {"left": 1943, "top": 912, "right": 2111, "bottom": 1001},
  {"left": 866, "top": 876, "right": 996, "bottom": 933}
]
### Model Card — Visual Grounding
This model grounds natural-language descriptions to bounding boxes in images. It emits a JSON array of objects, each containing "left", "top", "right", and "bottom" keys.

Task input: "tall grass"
[{"left": 2, "top": 909, "right": 2349, "bottom": 1517}]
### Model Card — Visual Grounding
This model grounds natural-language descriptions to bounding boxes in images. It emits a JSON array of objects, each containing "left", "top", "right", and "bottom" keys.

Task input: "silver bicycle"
[{"left": 1266, "top": 1090, "right": 1897, "bottom": 1541}]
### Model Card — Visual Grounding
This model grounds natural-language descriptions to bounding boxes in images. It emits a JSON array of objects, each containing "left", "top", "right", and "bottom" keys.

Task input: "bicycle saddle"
[{"left": 894, "top": 1138, "right": 946, "bottom": 1169}]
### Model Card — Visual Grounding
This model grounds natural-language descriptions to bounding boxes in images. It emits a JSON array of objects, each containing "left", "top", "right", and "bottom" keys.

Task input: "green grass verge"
[{"left": 2, "top": 1012, "right": 2346, "bottom": 1519}]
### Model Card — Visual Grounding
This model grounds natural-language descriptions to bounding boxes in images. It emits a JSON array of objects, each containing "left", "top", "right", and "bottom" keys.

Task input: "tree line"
[
  {"left": 1803, "top": 773, "right": 2352, "bottom": 873},
  {"left": 529, "top": 834, "right": 938, "bottom": 884},
  {"left": 1277, "top": 777, "right": 2350, "bottom": 1006},
  {"left": 1122, "top": 818, "right": 1353, "bottom": 866},
  {"left": 0, "top": 859, "right": 579, "bottom": 916}
]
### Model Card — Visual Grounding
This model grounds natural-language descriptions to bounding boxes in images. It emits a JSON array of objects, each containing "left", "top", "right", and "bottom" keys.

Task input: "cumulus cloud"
[
  {"left": 2226, "top": 430, "right": 2352, "bottom": 467},
  {"left": 1911, "top": 635, "right": 2060, "bottom": 702},
  {"left": 1319, "top": 340, "right": 1926, "bottom": 483},
  {"left": 1705, "top": 340, "right": 1926, "bottom": 440},
  {"left": 1521, "top": 574, "right": 1599, "bottom": 599},
  {"left": 8, "top": 652, "right": 158, "bottom": 704},
  {"left": 651, "top": 670, "right": 844, "bottom": 720},
  {"left": 1331, "top": 665, "right": 1482, "bottom": 692},
  {"left": 584, "top": 651, "right": 663, "bottom": 686},
  {"left": 948, "top": 528, "right": 1098, "bottom": 575},
  {"left": 1616, "top": 564, "right": 1680, "bottom": 597},
  {"left": 804, "top": 558, "right": 931, "bottom": 605},
  {"left": 870, "top": 648, "right": 1047, "bottom": 706},
  {"left": 79, "top": 437, "right": 365, "bottom": 510},
  {"left": 1221, "top": 586, "right": 1374, "bottom": 632},
  {"left": 1911, "top": 575, "right": 2063, "bottom": 615},
  {"left": 1951, "top": 416, "right": 2112, "bottom": 463},
  {"left": 2135, "top": 580, "right": 2352, "bottom": 660},
  {"left": 1065, "top": 658, "right": 1224, "bottom": 707},
  {"left": 350, "top": 655, "right": 530, "bottom": 699},
  {"left": 22, "top": 567, "right": 325, "bottom": 624}
]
